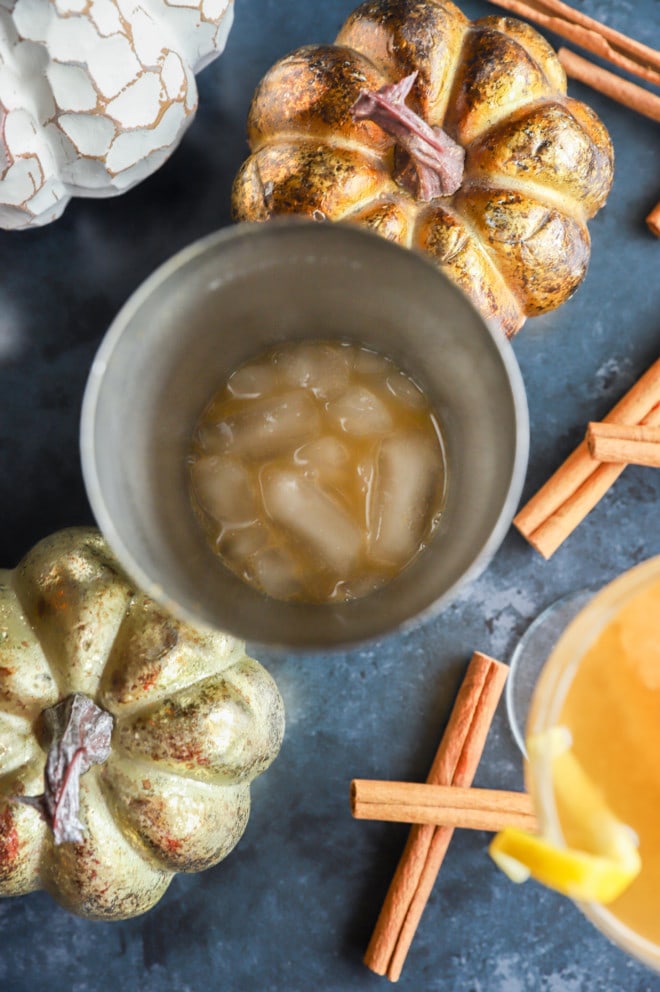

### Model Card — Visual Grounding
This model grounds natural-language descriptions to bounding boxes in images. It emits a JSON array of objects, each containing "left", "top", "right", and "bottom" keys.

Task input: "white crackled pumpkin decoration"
[
  {"left": 0, "top": 528, "right": 285, "bottom": 920},
  {"left": 0, "top": 0, "right": 234, "bottom": 229}
]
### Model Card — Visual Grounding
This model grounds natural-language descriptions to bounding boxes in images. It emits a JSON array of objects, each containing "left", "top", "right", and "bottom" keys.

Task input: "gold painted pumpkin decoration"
[
  {"left": 0, "top": 528, "right": 285, "bottom": 920},
  {"left": 232, "top": 0, "right": 614, "bottom": 336}
]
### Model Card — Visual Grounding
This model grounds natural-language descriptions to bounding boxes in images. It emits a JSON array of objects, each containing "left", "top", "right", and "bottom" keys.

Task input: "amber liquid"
[
  {"left": 188, "top": 340, "right": 446, "bottom": 603},
  {"left": 556, "top": 576, "right": 660, "bottom": 946}
]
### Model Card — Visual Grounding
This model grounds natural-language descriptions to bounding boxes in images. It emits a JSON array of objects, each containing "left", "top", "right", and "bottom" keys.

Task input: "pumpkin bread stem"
[
  {"left": 351, "top": 72, "right": 464, "bottom": 200},
  {"left": 16, "top": 694, "right": 113, "bottom": 845}
]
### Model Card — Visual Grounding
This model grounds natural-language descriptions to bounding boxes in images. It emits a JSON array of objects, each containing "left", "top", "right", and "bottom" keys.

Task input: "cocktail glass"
[
  {"left": 500, "top": 556, "right": 660, "bottom": 971},
  {"left": 80, "top": 220, "right": 528, "bottom": 650}
]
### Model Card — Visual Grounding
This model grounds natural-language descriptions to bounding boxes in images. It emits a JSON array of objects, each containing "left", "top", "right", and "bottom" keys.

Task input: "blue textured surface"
[{"left": 1, "top": 1, "right": 659, "bottom": 989}]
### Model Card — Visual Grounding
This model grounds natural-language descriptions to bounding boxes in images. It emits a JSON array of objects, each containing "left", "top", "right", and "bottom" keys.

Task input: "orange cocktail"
[{"left": 492, "top": 557, "right": 660, "bottom": 970}]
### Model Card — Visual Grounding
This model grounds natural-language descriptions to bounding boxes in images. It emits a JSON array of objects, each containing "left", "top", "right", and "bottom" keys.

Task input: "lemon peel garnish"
[
  {"left": 489, "top": 826, "right": 640, "bottom": 903},
  {"left": 489, "top": 729, "right": 641, "bottom": 904}
]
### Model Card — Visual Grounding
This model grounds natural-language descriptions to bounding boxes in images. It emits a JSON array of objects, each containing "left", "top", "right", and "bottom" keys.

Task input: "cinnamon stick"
[
  {"left": 586, "top": 422, "right": 660, "bottom": 467},
  {"left": 351, "top": 781, "right": 537, "bottom": 832},
  {"left": 558, "top": 48, "right": 660, "bottom": 123},
  {"left": 647, "top": 202, "right": 660, "bottom": 239},
  {"left": 487, "top": 0, "right": 660, "bottom": 86},
  {"left": 514, "top": 357, "right": 660, "bottom": 558},
  {"left": 364, "top": 651, "right": 508, "bottom": 981}
]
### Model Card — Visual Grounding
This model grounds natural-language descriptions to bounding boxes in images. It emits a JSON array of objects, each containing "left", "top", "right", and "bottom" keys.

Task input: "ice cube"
[
  {"left": 351, "top": 347, "right": 392, "bottom": 378},
  {"left": 297, "top": 435, "right": 368, "bottom": 512},
  {"left": 339, "top": 571, "right": 388, "bottom": 601},
  {"left": 261, "top": 469, "right": 363, "bottom": 575},
  {"left": 251, "top": 546, "right": 306, "bottom": 601},
  {"left": 386, "top": 371, "right": 427, "bottom": 409},
  {"left": 276, "top": 342, "right": 351, "bottom": 400},
  {"left": 216, "top": 390, "right": 321, "bottom": 460},
  {"left": 190, "top": 456, "right": 256, "bottom": 524},
  {"left": 219, "top": 523, "right": 269, "bottom": 562},
  {"left": 295, "top": 435, "right": 349, "bottom": 475},
  {"left": 193, "top": 420, "right": 234, "bottom": 456},
  {"left": 327, "top": 385, "right": 393, "bottom": 436},
  {"left": 368, "top": 433, "right": 443, "bottom": 565},
  {"left": 228, "top": 361, "right": 280, "bottom": 398}
]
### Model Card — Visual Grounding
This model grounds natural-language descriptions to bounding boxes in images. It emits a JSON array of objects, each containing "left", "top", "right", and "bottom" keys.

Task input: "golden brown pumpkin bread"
[{"left": 232, "top": 0, "right": 614, "bottom": 336}]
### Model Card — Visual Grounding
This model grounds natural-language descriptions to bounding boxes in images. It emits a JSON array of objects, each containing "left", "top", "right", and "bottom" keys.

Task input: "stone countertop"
[{"left": 1, "top": 1, "right": 659, "bottom": 990}]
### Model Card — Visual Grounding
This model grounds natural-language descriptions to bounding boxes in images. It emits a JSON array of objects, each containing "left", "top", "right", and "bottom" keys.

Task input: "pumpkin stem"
[
  {"left": 15, "top": 693, "right": 113, "bottom": 845},
  {"left": 351, "top": 71, "right": 464, "bottom": 200}
]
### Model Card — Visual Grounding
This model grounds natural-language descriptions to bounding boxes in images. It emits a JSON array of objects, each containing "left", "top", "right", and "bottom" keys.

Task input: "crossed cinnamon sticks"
[{"left": 358, "top": 651, "right": 511, "bottom": 981}]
